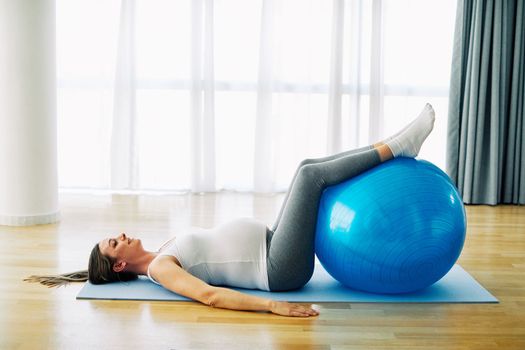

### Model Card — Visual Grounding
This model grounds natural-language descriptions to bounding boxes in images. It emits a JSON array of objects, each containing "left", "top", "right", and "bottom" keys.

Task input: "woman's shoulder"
[
  {"left": 147, "top": 254, "right": 181, "bottom": 285},
  {"left": 149, "top": 254, "right": 183, "bottom": 270}
]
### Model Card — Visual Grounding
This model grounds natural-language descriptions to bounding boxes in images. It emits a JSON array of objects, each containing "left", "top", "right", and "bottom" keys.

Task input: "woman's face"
[{"left": 98, "top": 233, "right": 144, "bottom": 270}]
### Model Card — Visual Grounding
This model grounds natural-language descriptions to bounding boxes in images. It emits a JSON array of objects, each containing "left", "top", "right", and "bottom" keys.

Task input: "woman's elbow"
[{"left": 200, "top": 287, "right": 220, "bottom": 307}]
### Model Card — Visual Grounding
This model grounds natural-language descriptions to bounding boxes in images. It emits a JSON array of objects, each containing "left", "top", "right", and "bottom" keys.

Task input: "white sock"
[
  {"left": 384, "top": 119, "right": 415, "bottom": 143},
  {"left": 382, "top": 105, "right": 427, "bottom": 143},
  {"left": 385, "top": 103, "right": 435, "bottom": 158}
]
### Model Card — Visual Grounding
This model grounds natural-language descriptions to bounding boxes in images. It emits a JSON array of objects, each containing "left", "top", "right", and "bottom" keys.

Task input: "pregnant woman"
[{"left": 26, "top": 104, "right": 435, "bottom": 317}]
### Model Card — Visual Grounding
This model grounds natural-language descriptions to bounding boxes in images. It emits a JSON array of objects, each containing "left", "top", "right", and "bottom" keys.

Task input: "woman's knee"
[
  {"left": 297, "top": 163, "right": 324, "bottom": 187},
  {"left": 294, "top": 159, "right": 314, "bottom": 176},
  {"left": 299, "top": 158, "right": 316, "bottom": 168}
]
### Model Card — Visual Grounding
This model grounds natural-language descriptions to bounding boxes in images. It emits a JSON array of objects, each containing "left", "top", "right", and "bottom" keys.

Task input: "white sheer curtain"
[{"left": 56, "top": 0, "right": 457, "bottom": 193}]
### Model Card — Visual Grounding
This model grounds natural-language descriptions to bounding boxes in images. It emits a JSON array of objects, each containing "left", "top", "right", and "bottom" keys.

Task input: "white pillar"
[{"left": 0, "top": 0, "right": 59, "bottom": 226}]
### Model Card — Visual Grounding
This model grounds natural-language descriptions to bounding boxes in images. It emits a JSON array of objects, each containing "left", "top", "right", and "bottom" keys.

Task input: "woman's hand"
[{"left": 269, "top": 301, "right": 319, "bottom": 317}]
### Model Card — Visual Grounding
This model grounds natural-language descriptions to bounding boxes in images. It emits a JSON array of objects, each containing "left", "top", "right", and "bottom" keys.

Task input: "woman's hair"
[
  {"left": 24, "top": 243, "right": 138, "bottom": 287},
  {"left": 87, "top": 243, "right": 138, "bottom": 284}
]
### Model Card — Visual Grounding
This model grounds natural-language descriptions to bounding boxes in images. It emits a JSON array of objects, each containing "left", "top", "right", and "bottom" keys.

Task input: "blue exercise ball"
[{"left": 315, "top": 157, "right": 466, "bottom": 294}]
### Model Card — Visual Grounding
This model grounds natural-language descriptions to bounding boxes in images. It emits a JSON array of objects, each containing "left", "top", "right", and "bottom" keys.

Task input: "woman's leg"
[
  {"left": 270, "top": 103, "right": 435, "bottom": 232},
  {"left": 266, "top": 145, "right": 391, "bottom": 291},
  {"left": 266, "top": 104, "right": 435, "bottom": 291},
  {"left": 270, "top": 144, "right": 373, "bottom": 231}
]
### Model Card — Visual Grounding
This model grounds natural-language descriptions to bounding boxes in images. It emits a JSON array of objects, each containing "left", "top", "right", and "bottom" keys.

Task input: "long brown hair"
[{"left": 24, "top": 243, "right": 138, "bottom": 287}]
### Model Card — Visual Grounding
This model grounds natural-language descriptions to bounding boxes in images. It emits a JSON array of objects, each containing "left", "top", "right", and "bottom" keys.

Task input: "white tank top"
[{"left": 147, "top": 218, "right": 270, "bottom": 291}]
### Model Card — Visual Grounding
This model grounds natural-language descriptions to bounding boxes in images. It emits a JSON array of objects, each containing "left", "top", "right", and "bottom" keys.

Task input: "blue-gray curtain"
[{"left": 447, "top": 0, "right": 524, "bottom": 205}]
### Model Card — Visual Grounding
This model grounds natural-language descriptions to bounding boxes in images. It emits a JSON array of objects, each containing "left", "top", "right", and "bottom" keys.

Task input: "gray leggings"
[{"left": 266, "top": 145, "right": 382, "bottom": 291}]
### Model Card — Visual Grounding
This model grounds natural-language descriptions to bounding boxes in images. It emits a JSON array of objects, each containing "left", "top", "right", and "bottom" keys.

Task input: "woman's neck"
[{"left": 127, "top": 251, "right": 158, "bottom": 276}]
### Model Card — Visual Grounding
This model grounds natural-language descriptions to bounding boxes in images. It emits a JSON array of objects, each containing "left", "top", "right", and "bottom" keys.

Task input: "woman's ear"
[{"left": 113, "top": 260, "right": 127, "bottom": 273}]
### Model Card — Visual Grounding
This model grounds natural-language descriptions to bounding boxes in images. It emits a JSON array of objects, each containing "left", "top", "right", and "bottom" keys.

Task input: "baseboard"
[{"left": 0, "top": 211, "right": 60, "bottom": 226}]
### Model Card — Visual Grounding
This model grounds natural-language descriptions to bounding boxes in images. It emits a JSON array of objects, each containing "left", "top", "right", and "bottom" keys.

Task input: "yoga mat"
[{"left": 77, "top": 264, "right": 498, "bottom": 303}]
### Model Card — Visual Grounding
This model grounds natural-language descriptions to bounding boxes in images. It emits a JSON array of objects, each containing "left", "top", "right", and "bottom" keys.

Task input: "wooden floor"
[{"left": 1, "top": 192, "right": 524, "bottom": 349}]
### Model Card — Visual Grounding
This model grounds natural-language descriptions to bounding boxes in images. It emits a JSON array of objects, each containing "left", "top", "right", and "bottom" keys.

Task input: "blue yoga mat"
[{"left": 77, "top": 264, "right": 498, "bottom": 303}]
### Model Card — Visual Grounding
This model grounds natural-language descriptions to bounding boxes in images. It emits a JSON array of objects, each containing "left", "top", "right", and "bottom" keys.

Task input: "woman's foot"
[{"left": 384, "top": 103, "right": 435, "bottom": 158}]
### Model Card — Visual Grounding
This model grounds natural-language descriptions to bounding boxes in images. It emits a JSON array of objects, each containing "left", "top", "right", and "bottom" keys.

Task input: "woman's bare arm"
[{"left": 149, "top": 255, "right": 318, "bottom": 317}]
